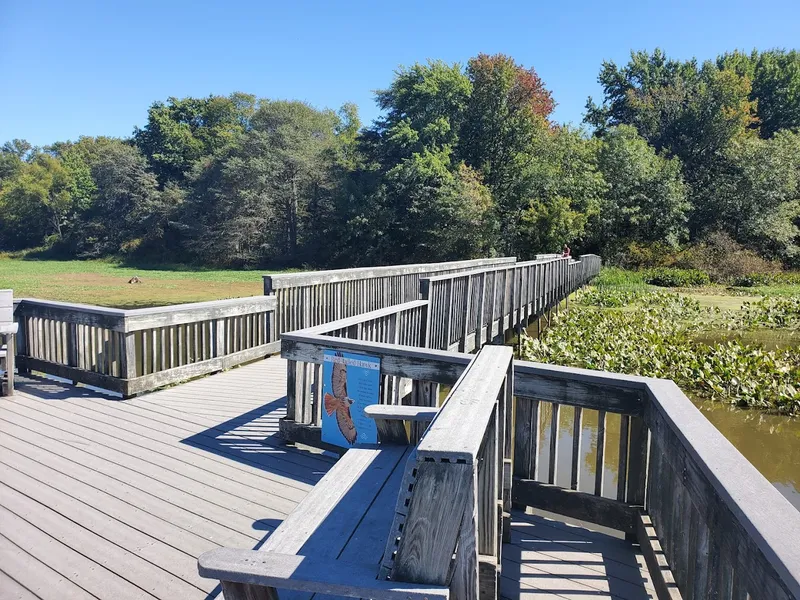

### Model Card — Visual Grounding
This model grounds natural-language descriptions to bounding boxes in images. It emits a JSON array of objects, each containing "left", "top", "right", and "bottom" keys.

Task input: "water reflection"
[
  {"left": 535, "top": 404, "right": 623, "bottom": 499},
  {"left": 530, "top": 398, "right": 800, "bottom": 511}
]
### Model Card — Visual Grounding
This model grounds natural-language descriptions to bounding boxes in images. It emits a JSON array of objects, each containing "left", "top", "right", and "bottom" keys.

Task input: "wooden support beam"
[{"left": 512, "top": 478, "right": 639, "bottom": 534}]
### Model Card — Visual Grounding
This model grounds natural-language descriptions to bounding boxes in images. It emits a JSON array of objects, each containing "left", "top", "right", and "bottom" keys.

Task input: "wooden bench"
[
  {"left": 198, "top": 345, "right": 513, "bottom": 600},
  {"left": 0, "top": 290, "right": 17, "bottom": 396}
]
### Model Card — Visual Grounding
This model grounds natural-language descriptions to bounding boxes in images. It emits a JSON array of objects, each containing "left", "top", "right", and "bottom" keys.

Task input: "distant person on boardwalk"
[{"left": 562, "top": 244, "right": 571, "bottom": 258}]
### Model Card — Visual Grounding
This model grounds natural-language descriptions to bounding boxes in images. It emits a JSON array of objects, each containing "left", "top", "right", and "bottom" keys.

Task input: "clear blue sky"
[{"left": 2, "top": 0, "right": 799, "bottom": 147}]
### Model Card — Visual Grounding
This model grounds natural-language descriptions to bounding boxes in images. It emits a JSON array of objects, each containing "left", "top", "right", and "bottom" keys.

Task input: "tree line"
[{"left": 2, "top": 49, "right": 799, "bottom": 269}]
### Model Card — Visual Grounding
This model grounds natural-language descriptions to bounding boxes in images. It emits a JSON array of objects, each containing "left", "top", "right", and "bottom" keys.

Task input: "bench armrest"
[
  {"left": 364, "top": 405, "right": 439, "bottom": 422},
  {"left": 198, "top": 549, "right": 449, "bottom": 600},
  {"left": 364, "top": 405, "right": 439, "bottom": 444}
]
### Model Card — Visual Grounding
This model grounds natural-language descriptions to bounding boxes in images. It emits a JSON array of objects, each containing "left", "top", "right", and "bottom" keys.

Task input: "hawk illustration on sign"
[
  {"left": 323, "top": 354, "right": 357, "bottom": 444},
  {"left": 321, "top": 350, "right": 380, "bottom": 448}
]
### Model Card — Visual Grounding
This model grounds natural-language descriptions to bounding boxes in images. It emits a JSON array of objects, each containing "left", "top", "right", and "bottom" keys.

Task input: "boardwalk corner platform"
[{"left": 2, "top": 255, "right": 800, "bottom": 600}]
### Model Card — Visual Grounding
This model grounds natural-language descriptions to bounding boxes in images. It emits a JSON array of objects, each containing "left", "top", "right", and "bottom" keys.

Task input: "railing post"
[
  {"left": 459, "top": 274, "right": 472, "bottom": 352},
  {"left": 476, "top": 272, "right": 486, "bottom": 351},
  {"left": 286, "top": 359, "right": 297, "bottom": 421},
  {"left": 121, "top": 332, "right": 136, "bottom": 379},
  {"left": 215, "top": 318, "right": 226, "bottom": 357},
  {"left": 14, "top": 309, "right": 29, "bottom": 374},
  {"left": 419, "top": 279, "right": 431, "bottom": 348},
  {"left": 627, "top": 416, "right": 648, "bottom": 505},
  {"left": 444, "top": 278, "right": 454, "bottom": 350},
  {"left": 3, "top": 332, "right": 15, "bottom": 395},
  {"left": 67, "top": 322, "right": 79, "bottom": 369}
]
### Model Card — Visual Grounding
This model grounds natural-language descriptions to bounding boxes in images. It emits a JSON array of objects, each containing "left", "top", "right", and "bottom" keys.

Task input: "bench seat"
[{"left": 199, "top": 444, "right": 443, "bottom": 600}]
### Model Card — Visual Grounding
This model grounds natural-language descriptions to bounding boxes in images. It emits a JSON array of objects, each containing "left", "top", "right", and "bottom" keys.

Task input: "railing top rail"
[
  {"left": 15, "top": 297, "right": 128, "bottom": 318},
  {"left": 14, "top": 295, "right": 276, "bottom": 332},
  {"left": 294, "top": 300, "right": 428, "bottom": 336},
  {"left": 417, "top": 345, "right": 512, "bottom": 463},
  {"left": 514, "top": 359, "right": 646, "bottom": 415},
  {"left": 122, "top": 295, "right": 276, "bottom": 331},
  {"left": 281, "top": 332, "right": 473, "bottom": 384},
  {"left": 420, "top": 256, "right": 569, "bottom": 284},
  {"left": 263, "top": 257, "right": 517, "bottom": 289},
  {"left": 647, "top": 379, "right": 800, "bottom": 597}
]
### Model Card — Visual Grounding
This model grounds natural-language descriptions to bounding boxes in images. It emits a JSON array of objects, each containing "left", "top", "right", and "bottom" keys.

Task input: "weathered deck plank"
[{"left": 0, "top": 356, "right": 654, "bottom": 600}]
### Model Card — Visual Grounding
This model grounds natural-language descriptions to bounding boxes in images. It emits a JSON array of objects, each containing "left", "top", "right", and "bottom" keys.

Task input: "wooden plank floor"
[{"left": 0, "top": 357, "right": 655, "bottom": 600}]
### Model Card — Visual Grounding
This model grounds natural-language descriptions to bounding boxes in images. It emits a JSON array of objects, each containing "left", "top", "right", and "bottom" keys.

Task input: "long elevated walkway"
[{"left": 0, "top": 358, "right": 655, "bottom": 600}]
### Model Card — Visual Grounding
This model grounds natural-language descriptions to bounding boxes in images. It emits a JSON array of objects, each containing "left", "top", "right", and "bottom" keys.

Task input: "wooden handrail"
[
  {"left": 295, "top": 300, "right": 428, "bottom": 336},
  {"left": 263, "top": 257, "right": 517, "bottom": 290},
  {"left": 646, "top": 378, "right": 800, "bottom": 599},
  {"left": 417, "top": 345, "right": 512, "bottom": 463}
]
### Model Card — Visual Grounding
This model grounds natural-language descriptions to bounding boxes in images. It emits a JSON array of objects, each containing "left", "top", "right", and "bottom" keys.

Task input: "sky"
[{"left": 2, "top": 0, "right": 799, "bottom": 147}]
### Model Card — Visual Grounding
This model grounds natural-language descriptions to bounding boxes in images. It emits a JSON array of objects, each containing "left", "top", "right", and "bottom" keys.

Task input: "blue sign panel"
[{"left": 321, "top": 350, "right": 381, "bottom": 448}]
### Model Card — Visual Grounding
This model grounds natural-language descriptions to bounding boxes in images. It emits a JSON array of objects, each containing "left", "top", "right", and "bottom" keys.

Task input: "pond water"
[
  {"left": 692, "top": 399, "right": 800, "bottom": 510},
  {"left": 692, "top": 328, "right": 799, "bottom": 351}
]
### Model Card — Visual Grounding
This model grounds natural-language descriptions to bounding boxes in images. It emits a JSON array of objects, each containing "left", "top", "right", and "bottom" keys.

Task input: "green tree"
[
  {"left": 372, "top": 60, "right": 472, "bottom": 165},
  {"left": 513, "top": 127, "right": 604, "bottom": 255},
  {"left": 50, "top": 136, "right": 122, "bottom": 212},
  {"left": 134, "top": 93, "right": 257, "bottom": 184},
  {"left": 0, "top": 139, "right": 33, "bottom": 182},
  {"left": 719, "top": 49, "right": 800, "bottom": 138},
  {"left": 0, "top": 153, "right": 73, "bottom": 248},
  {"left": 461, "top": 53, "right": 555, "bottom": 202},
  {"left": 593, "top": 125, "right": 688, "bottom": 253},
  {"left": 182, "top": 100, "right": 341, "bottom": 266},
  {"left": 586, "top": 50, "right": 759, "bottom": 238},
  {"left": 702, "top": 130, "right": 800, "bottom": 263},
  {"left": 379, "top": 151, "right": 494, "bottom": 262},
  {"left": 79, "top": 143, "right": 161, "bottom": 256}
]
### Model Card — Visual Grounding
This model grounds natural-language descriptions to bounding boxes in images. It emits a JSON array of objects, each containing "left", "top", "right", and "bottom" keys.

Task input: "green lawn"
[{"left": 0, "top": 258, "right": 291, "bottom": 308}]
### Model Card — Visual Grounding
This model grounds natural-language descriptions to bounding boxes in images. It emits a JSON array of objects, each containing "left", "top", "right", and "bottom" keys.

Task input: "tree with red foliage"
[{"left": 460, "top": 54, "right": 555, "bottom": 194}]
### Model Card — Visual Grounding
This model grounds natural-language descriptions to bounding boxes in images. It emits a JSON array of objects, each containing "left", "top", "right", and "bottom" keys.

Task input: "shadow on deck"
[{"left": 0, "top": 358, "right": 654, "bottom": 600}]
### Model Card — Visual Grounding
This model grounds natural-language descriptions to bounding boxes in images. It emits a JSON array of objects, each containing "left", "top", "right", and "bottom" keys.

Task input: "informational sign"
[{"left": 321, "top": 350, "right": 381, "bottom": 448}]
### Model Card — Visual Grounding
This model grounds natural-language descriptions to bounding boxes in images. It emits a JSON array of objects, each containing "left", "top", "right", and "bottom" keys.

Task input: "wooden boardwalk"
[{"left": 0, "top": 357, "right": 655, "bottom": 600}]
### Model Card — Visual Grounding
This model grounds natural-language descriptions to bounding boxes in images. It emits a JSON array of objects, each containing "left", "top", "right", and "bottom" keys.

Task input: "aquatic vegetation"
[
  {"left": 736, "top": 297, "right": 800, "bottom": 330},
  {"left": 643, "top": 267, "right": 711, "bottom": 287},
  {"left": 574, "top": 287, "right": 644, "bottom": 307},
  {"left": 523, "top": 289, "right": 800, "bottom": 414}
]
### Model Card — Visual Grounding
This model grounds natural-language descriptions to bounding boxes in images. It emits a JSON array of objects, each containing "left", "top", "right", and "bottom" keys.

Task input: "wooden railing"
[
  {"left": 263, "top": 257, "right": 516, "bottom": 336},
  {"left": 13, "top": 296, "right": 277, "bottom": 397},
  {"left": 388, "top": 345, "right": 514, "bottom": 597},
  {"left": 281, "top": 326, "right": 800, "bottom": 600},
  {"left": 511, "top": 361, "right": 800, "bottom": 600},
  {"left": 281, "top": 254, "right": 601, "bottom": 441},
  {"left": 512, "top": 362, "right": 648, "bottom": 533},
  {"left": 422, "top": 255, "right": 598, "bottom": 351},
  {"left": 9, "top": 254, "right": 599, "bottom": 399}
]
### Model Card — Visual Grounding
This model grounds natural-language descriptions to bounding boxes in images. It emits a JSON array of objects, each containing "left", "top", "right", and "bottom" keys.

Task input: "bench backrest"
[
  {"left": 0, "top": 290, "right": 12, "bottom": 324},
  {"left": 381, "top": 345, "right": 513, "bottom": 598}
]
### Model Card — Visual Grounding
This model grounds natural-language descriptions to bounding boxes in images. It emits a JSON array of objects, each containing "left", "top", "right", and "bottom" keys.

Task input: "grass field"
[{"left": 0, "top": 258, "right": 289, "bottom": 308}]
